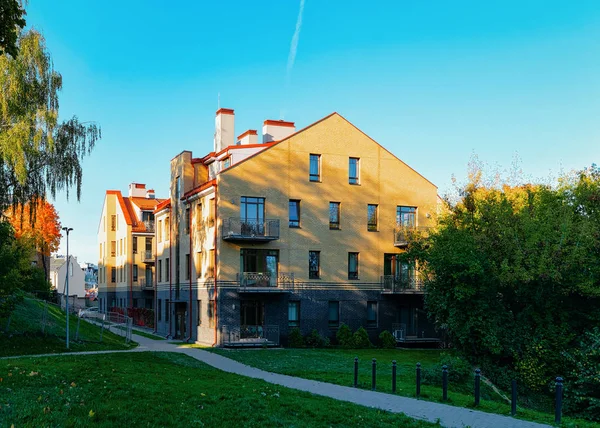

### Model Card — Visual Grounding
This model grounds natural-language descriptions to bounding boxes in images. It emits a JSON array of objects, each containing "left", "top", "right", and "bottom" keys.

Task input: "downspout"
[
  {"left": 169, "top": 206, "right": 173, "bottom": 339},
  {"left": 187, "top": 198, "right": 193, "bottom": 343},
  {"left": 212, "top": 183, "right": 218, "bottom": 347},
  {"left": 130, "top": 234, "right": 133, "bottom": 311},
  {"left": 153, "top": 230, "right": 158, "bottom": 334}
]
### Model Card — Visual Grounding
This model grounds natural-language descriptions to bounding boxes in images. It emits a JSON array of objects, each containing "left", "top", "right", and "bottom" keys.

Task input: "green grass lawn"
[
  {"left": 1, "top": 352, "right": 437, "bottom": 427},
  {"left": 0, "top": 298, "right": 136, "bottom": 357},
  {"left": 202, "top": 347, "right": 596, "bottom": 428}
]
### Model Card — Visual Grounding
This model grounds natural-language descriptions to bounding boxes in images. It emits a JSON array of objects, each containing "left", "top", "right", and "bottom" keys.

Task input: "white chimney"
[
  {"left": 214, "top": 108, "right": 235, "bottom": 152},
  {"left": 262, "top": 120, "right": 295, "bottom": 143},
  {"left": 146, "top": 189, "right": 156, "bottom": 199},
  {"left": 237, "top": 130, "right": 258, "bottom": 145},
  {"left": 128, "top": 183, "right": 146, "bottom": 198}
]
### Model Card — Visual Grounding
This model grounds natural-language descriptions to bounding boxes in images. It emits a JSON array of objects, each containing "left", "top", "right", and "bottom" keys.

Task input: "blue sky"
[{"left": 25, "top": 0, "right": 600, "bottom": 263}]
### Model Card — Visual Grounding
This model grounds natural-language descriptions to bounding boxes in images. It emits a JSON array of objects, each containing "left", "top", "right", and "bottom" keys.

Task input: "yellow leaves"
[
  {"left": 200, "top": 393, "right": 205, "bottom": 396},
  {"left": 37, "top": 395, "right": 42, "bottom": 402},
  {"left": 88, "top": 409, "right": 96, "bottom": 418},
  {"left": 70, "top": 382, "right": 76, "bottom": 388},
  {"left": 27, "top": 371, "right": 39, "bottom": 377},
  {"left": 43, "top": 406, "right": 51, "bottom": 414}
]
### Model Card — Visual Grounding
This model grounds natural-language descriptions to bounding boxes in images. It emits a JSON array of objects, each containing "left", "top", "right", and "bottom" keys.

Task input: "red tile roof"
[
  {"left": 153, "top": 199, "right": 171, "bottom": 214},
  {"left": 181, "top": 179, "right": 216, "bottom": 200}
]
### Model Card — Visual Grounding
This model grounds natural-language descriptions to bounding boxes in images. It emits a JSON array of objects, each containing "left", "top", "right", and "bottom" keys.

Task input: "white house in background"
[{"left": 50, "top": 255, "right": 86, "bottom": 298}]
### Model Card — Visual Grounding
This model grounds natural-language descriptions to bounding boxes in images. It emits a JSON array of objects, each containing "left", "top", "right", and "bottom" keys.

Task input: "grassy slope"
[
  {"left": 203, "top": 347, "right": 596, "bottom": 428},
  {"left": 1, "top": 352, "right": 437, "bottom": 427},
  {"left": 0, "top": 298, "right": 136, "bottom": 357}
]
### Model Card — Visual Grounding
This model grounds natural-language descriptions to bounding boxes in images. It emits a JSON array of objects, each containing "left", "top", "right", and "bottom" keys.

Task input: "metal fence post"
[
  {"left": 442, "top": 365, "right": 448, "bottom": 401},
  {"left": 354, "top": 357, "right": 358, "bottom": 387},
  {"left": 392, "top": 360, "right": 397, "bottom": 393},
  {"left": 100, "top": 316, "right": 104, "bottom": 342},
  {"left": 511, "top": 380, "right": 517, "bottom": 416},
  {"left": 416, "top": 362, "right": 421, "bottom": 397},
  {"left": 75, "top": 316, "right": 80, "bottom": 341},
  {"left": 555, "top": 377, "right": 563, "bottom": 424},
  {"left": 372, "top": 358, "right": 377, "bottom": 391},
  {"left": 474, "top": 368, "right": 481, "bottom": 406}
]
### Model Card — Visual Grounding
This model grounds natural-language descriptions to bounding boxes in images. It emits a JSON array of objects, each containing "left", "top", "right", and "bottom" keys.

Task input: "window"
[
  {"left": 196, "top": 251, "right": 202, "bottom": 278},
  {"left": 145, "top": 237, "right": 152, "bottom": 255},
  {"left": 165, "top": 257, "right": 170, "bottom": 281},
  {"left": 197, "top": 300, "right": 202, "bottom": 325},
  {"left": 329, "top": 202, "right": 340, "bottom": 230},
  {"left": 328, "top": 301, "right": 340, "bottom": 327},
  {"left": 396, "top": 206, "right": 417, "bottom": 227},
  {"left": 133, "top": 264, "right": 138, "bottom": 282},
  {"left": 196, "top": 204, "right": 202, "bottom": 230},
  {"left": 348, "top": 252, "right": 359, "bottom": 280},
  {"left": 158, "top": 299, "right": 162, "bottom": 321},
  {"left": 158, "top": 220, "right": 163, "bottom": 242},
  {"left": 111, "top": 267, "right": 116, "bottom": 283},
  {"left": 349, "top": 157, "right": 360, "bottom": 184},
  {"left": 132, "top": 237, "right": 137, "bottom": 254},
  {"left": 175, "top": 176, "right": 181, "bottom": 199},
  {"left": 165, "top": 299, "right": 169, "bottom": 322},
  {"left": 185, "top": 254, "right": 190, "bottom": 280},
  {"left": 111, "top": 241, "right": 116, "bottom": 257},
  {"left": 99, "top": 243, "right": 102, "bottom": 258},
  {"left": 288, "top": 301, "right": 300, "bottom": 327},
  {"left": 208, "top": 250, "right": 215, "bottom": 277},
  {"left": 158, "top": 260, "right": 162, "bottom": 282},
  {"left": 185, "top": 207, "right": 190, "bottom": 234},
  {"left": 309, "top": 154, "right": 321, "bottom": 182},
  {"left": 289, "top": 200, "right": 300, "bottom": 228},
  {"left": 208, "top": 199, "right": 215, "bottom": 228},
  {"left": 309, "top": 251, "right": 320, "bottom": 279},
  {"left": 208, "top": 300, "right": 215, "bottom": 328},
  {"left": 367, "top": 301, "right": 378, "bottom": 327},
  {"left": 223, "top": 157, "right": 231, "bottom": 168},
  {"left": 241, "top": 197, "right": 265, "bottom": 221},
  {"left": 165, "top": 217, "right": 170, "bottom": 240},
  {"left": 111, "top": 215, "right": 116, "bottom": 231},
  {"left": 367, "top": 204, "right": 378, "bottom": 231}
]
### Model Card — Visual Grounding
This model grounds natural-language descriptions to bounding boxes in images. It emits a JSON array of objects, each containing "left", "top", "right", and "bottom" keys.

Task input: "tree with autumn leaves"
[{"left": 7, "top": 200, "right": 62, "bottom": 280}]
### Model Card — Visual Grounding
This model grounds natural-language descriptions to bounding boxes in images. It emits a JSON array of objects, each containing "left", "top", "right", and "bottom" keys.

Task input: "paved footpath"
[{"left": 4, "top": 332, "right": 550, "bottom": 428}]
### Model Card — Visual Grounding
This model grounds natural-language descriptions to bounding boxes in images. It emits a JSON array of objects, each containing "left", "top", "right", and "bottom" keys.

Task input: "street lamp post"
[{"left": 62, "top": 227, "right": 73, "bottom": 349}]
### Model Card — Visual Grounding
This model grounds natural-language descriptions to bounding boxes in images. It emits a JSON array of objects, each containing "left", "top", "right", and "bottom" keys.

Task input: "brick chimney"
[
  {"left": 214, "top": 108, "right": 235, "bottom": 152},
  {"left": 237, "top": 130, "right": 258, "bottom": 145},
  {"left": 262, "top": 120, "right": 295, "bottom": 143},
  {"left": 146, "top": 189, "right": 155, "bottom": 199}
]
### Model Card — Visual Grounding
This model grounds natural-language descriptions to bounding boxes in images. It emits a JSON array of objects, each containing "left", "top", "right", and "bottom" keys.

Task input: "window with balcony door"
[
  {"left": 240, "top": 197, "right": 265, "bottom": 235},
  {"left": 396, "top": 206, "right": 416, "bottom": 227}
]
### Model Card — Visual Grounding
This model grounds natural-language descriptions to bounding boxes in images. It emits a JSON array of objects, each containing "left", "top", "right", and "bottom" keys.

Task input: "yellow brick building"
[{"left": 153, "top": 109, "right": 439, "bottom": 346}]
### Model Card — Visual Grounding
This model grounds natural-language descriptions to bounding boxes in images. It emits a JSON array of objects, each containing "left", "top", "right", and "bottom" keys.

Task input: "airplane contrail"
[{"left": 281, "top": 0, "right": 305, "bottom": 119}]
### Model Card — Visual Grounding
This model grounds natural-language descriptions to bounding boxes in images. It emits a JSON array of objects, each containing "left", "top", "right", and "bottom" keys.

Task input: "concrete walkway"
[{"left": 4, "top": 331, "right": 551, "bottom": 428}]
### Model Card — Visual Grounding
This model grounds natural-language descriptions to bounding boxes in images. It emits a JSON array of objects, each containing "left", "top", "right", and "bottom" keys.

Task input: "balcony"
[
  {"left": 139, "top": 278, "right": 154, "bottom": 290},
  {"left": 222, "top": 218, "right": 280, "bottom": 242},
  {"left": 237, "top": 272, "right": 294, "bottom": 292},
  {"left": 381, "top": 275, "right": 425, "bottom": 294},
  {"left": 394, "top": 225, "right": 430, "bottom": 247},
  {"left": 143, "top": 220, "right": 155, "bottom": 232},
  {"left": 221, "top": 324, "right": 280, "bottom": 347},
  {"left": 142, "top": 250, "right": 154, "bottom": 263}
]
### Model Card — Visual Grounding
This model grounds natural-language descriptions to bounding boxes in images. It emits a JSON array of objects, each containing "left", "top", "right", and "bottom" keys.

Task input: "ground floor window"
[
  {"left": 197, "top": 300, "right": 202, "bottom": 326},
  {"left": 158, "top": 299, "right": 162, "bottom": 321},
  {"left": 288, "top": 301, "right": 300, "bottom": 327},
  {"left": 328, "top": 301, "right": 340, "bottom": 327},
  {"left": 367, "top": 301, "right": 378, "bottom": 327},
  {"left": 208, "top": 299, "right": 215, "bottom": 328},
  {"left": 165, "top": 299, "right": 170, "bottom": 322}
]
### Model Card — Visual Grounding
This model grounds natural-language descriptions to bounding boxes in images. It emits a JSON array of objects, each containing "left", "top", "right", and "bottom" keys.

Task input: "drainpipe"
[
  {"left": 187, "top": 198, "right": 193, "bottom": 343},
  {"left": 212, "top": 183, "right": 219, "bottom": 347},
  {"left": 130, "top": 236, "right": 133, "bottom": 311},
  {"left": 169, "top": 206, "right": 173, "bottom": 339},
  {"left": 153, "top": 235, "right": 158, "bottom": 334}
]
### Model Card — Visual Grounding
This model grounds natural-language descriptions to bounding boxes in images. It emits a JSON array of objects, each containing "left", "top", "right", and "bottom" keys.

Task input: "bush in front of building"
[
  {"left": 379, "top": 330, "right": 396, "bottom": 349},
  {"left": 288, "top": 327, "right": 305, "bottom": 348},
  {"left": 421, "top": 353, "right": 471, "bottom": 386},
  {"left": 352, "top": 327, "right": 373, "bottom": 349},
  {"left": 304, "top": 329, "right": 330, "bottom": 348},
  {"left": 336, "top": 323, "right": 354, "bottom": 349}
]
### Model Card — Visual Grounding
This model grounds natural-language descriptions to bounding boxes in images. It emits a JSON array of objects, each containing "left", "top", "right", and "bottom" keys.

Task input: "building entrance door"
[
  {"left": 175, "top": 302, "right": 187, "bottom": 339},
  {"left": 240, "top": 300, "right": 265, "bottom": 339}
]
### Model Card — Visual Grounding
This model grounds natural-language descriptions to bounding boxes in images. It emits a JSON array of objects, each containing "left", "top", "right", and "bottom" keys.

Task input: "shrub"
[
  {"left": 422, "top": 353, "right": 471, "bottom": 386},
  {"left": 288, "top": 327, "right": 304, "bottom": 348},
  {"left": 352, "top": 327, "right": 373, "bottom": 349},
  {"left": 379, "top": 330, "right": 396, "bottom": 349},
  {"left": 336, "top": 323, "right": 354, "bottom": 348},
  {"left": 304, "top": 329, "right": 326, "bottom": 348}
]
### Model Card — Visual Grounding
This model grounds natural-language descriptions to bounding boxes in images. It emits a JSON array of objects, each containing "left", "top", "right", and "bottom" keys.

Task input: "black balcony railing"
[
  {"left": 381, "top": 274, "right": 425, "bottom": 293},
  {"left": 143, "top": 220, "right": 155, "bottom": 232},
  {"left": 393, "top": 225, "right": 430, "bottom": 246},
  {"left": 222, "top": 218, "right": 280, "bottom": 241},
  {"left": 142, "top": 250, "right": 154, "bottom": 263},
  {"left": 221, "top": 324, "right": 280, "bottom": 347},
  {"left": 237, "top": 272, "right": 294, "bottom": 291}
]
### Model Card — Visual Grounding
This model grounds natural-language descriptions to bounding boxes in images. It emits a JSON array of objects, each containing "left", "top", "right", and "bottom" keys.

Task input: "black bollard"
[
  {"left": 511, "top": 380, "right": 517, "bottom": 416},
  {"left": 442, "top": 365, "right": 448, "bottom": 401},
  {"left": 474, "top": 369, "right": 481, "bottom": 406},
  {"left": 416, "top": 362, "right": 421, "bottom": 397},
  {"left": 354, "top": 357, "right": 358, "bottom": 387},
  {"left": 555, "top": 377, "right": 563, "bottom": 424},
  {"left": 372, "top": 358, "right": 377, "bottom": 390},
  {"left": 392, "top": 360, "right": 397, "bottom": 393}
]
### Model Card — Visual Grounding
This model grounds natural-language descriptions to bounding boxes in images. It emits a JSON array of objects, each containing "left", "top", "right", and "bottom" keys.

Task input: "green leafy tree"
[
  {"left": 405, "top": 165, "right": 600, "bottom": 403},
  {"left": 0, "top": 0, "right": 26, "bottom": 57},
  {"left": 336, "top": 323, "right": 354, "bottom": 348},
  {"left": 0, "top": 29, "right": 100, "bottom": 213},
  {"left": 0, "top": 221, "right": 30, "bottom": 318}
]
